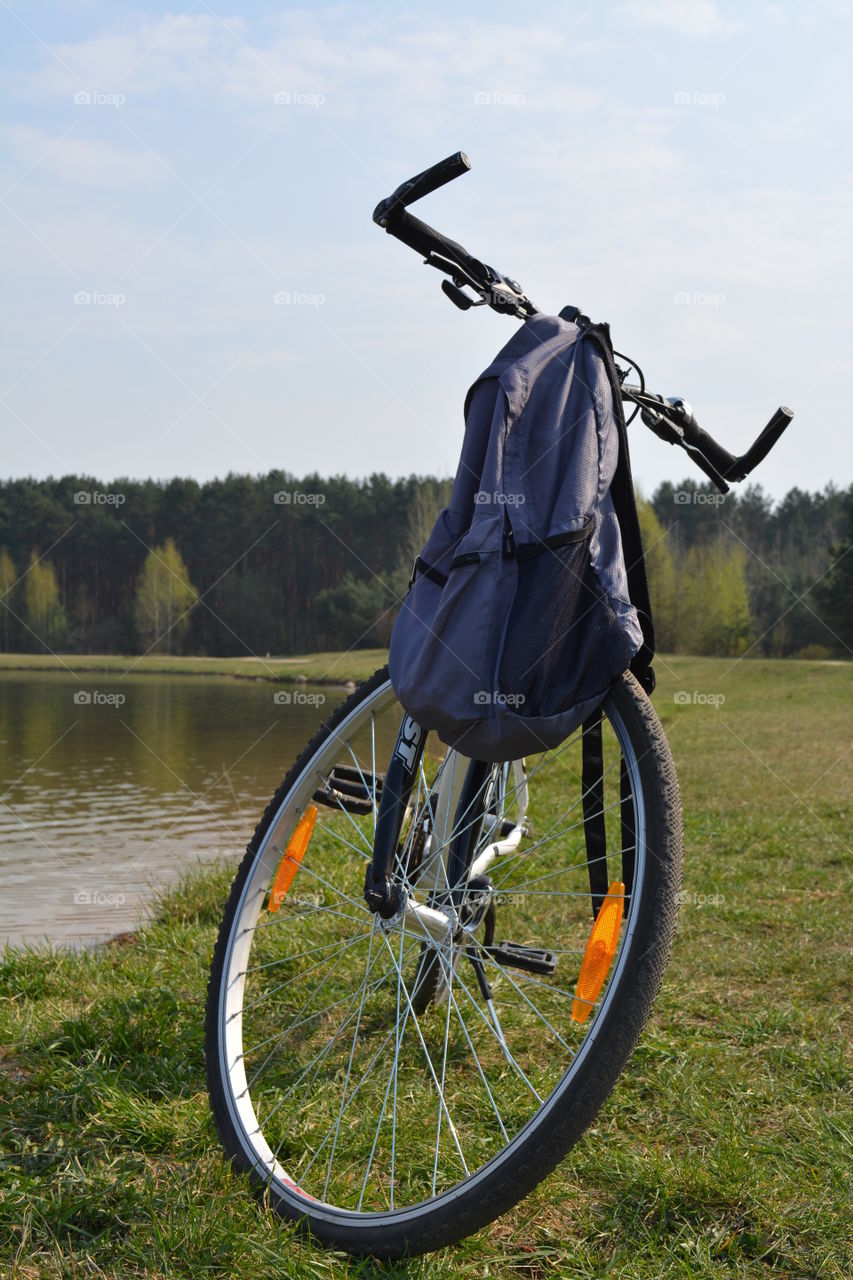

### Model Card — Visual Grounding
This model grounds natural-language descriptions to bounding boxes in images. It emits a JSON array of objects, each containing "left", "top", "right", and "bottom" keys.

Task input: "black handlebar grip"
[
  {"left": 679, "top": 418, "right": 738, "bottom": 482},
  {"left": 726, "top": 406, "right": 794, "bottom": 481},
  {"left": 373, "top": 152, "right": 470, "bottom": 225},
  {"left": 376, "top": 207, "right": 487, "bottom": 286}
]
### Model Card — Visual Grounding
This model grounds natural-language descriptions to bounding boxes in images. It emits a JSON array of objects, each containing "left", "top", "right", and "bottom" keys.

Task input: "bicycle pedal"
[
  {"left": 486, "top": 941, "right": 558, "bottom": 976},
  {"left": 313, "top": 764, "right": 384, "bottom": 816}
]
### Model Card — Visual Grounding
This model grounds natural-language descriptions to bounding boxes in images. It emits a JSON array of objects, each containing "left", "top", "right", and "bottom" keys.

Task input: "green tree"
[
  {"left": 814, "top": 495, "right": 853, "bottom": 653},
  {"left": 313, "top": 572, "right": 404, "bottom": 650},
  {"left": 133, "top": 538, "right": 198, "bottom": 654},
  {"left": 680, "top": 540, "right": 753, "bottom": 656},
  {"left": 0, "top": 473, "right": 847, "bottom": 660},
  {"left": 23, "top": 552, "right": 68, "bottom": 650},
  {"left": 401, "top": 478, "right": 453, "bottom": 567},
  {"left": 636, "top": 498, "right": 679, "bottom": 652},
  {"left": 0, "top": 548, "right": 16, "bottom": 651}
]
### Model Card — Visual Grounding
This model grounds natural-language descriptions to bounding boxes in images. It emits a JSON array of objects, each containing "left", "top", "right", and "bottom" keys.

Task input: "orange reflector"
[
  {"left": 572, "top": 880, "right": 625, "bottom": 1023},
  {"left": 268, "top": 804, "right": 318, "bottom": 912}
]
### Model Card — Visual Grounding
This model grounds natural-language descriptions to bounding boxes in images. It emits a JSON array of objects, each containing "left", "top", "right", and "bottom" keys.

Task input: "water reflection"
[{"left": 0, "top": 673, "right": 359, "bottom": 947}]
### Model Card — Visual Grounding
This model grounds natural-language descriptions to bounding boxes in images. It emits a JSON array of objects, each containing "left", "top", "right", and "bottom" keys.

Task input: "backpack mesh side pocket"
[{"left": 497, "top": 525, "right": 636, "bottom": 719}]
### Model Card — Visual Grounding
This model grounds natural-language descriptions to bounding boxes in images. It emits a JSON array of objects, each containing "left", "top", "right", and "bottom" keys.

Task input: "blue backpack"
[{"left": 389, "top": 309, "right": 655, "bottom": 760}]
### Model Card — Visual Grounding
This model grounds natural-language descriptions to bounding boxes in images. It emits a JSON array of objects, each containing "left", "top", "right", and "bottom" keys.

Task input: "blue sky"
[{"left": 2, "top": 0, "right": 851, "bottom": 499}]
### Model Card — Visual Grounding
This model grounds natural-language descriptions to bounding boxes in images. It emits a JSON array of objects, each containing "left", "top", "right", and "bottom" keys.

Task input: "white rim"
[{"left": 214, "top": 677, "right": 647, "bottom": 1228}]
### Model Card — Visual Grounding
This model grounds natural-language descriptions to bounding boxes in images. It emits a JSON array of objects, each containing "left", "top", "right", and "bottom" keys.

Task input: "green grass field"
[
  {"left": 0, "top": 650, "right": 389, "bottom": 686},
  {"left": 1, "top": 655, "right": 851, "bottom": 1278}
]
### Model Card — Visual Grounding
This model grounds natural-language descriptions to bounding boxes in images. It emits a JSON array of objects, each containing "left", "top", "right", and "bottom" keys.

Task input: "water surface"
[{"left": 0, "top": 672, "right": 352, "bottom": 947}]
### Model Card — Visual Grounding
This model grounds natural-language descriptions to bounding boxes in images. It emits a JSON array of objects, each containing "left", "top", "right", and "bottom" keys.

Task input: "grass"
[
  {"left": 1, "top": 655, "right": 851, "bottom": 1278},
  {"left": 0, "top": 650, "right": 388, "bottom": 686}
]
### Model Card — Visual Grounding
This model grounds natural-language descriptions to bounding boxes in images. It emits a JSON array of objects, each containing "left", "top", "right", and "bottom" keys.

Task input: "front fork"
[
  {"left": 363, "top": 714, "right": 489, "bottom": 936},
  {"left": 363, "top": 713, "right": 426, "bottom": 919}
]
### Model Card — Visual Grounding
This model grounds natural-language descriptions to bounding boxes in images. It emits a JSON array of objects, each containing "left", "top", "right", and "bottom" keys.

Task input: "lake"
[{"left": 0, "top": 672, "right": 362, "bottom": 947}]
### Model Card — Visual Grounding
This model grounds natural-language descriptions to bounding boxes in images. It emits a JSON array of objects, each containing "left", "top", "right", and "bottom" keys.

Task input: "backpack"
[{"left": 389, "top": 309, "right": 655, "bottom": 761}]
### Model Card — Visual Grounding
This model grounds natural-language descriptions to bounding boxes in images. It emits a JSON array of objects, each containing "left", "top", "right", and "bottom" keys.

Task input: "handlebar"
[
  {"left": 622, "top": 388, "right": 794, "bottom": 493},
  {"left": 373, "top": 153, "right": 794, "bottom": 487},
  {"left": 373, "top": 151, "right": 470, "bottom": 225},
  {"left": 373, "top": 153, "right": 536, "bottom": 318}
]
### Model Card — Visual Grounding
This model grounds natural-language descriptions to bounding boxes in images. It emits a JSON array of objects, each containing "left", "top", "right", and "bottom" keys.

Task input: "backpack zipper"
[{"left": 502, "top": 509, "right": 515, "bottom": 557}]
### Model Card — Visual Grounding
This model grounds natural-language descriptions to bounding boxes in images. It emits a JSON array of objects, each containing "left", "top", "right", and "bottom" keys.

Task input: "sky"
[{"left": 2, "top": 0, "right": 852, "bottom": 501}]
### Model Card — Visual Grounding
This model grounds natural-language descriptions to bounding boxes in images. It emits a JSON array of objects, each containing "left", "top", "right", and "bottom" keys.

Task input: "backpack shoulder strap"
[
  {"left": 581, "top": 709, "right": 609, "bottom": 919},
  {"left": 581, "top": 318, "right": 656, "bottom": 694}
]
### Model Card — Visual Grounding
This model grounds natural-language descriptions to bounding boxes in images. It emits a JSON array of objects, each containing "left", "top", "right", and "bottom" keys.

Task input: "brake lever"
[
  {"left": 441, "top": 280, "right": 485, "bottom": 310},
  {"left": 622, "top": 385, "right": 793, "bottom": 492},
  {"left": 628, "top": 391, "right": 731, "bottom": 493},
  {"left": 425, "top": 252, "right": 535, "bottom": 317},
  {"left": 424, "top": 250, "right": 487, "bottom": 292}
]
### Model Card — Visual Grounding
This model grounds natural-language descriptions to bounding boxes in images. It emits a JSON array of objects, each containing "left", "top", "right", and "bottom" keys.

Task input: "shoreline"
[{"left": 0, "top": 649, "right": 388, "bottom": 688}]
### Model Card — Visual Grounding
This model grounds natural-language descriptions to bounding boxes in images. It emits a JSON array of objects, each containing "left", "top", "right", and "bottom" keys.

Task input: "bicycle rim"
[{"left": 208, "top": 673, "right": 656, "bottom": 1238}]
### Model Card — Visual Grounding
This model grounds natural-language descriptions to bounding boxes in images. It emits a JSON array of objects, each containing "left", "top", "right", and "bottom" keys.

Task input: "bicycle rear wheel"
[{"left": 205, "top": 666, "right": 682, "bottom": 1257}]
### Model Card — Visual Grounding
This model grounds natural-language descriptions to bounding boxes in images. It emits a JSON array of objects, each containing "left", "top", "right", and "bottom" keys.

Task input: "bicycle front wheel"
[{"left": 205, "top": 666, "right": 682, "bottom": 1257}]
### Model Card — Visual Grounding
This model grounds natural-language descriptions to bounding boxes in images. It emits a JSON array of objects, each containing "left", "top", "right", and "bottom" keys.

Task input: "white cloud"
[
  {"left": 14, "top": 12, "right": 571, "bottom": 120},
  {"left": 616, "top": 1, "right": 743, "bottom": 37},
  {"left": 4, "top": 125, "right": 162, "bottom": 188},
  {"left": 2, "top": 4, "right": 849, "bottom": 493}
]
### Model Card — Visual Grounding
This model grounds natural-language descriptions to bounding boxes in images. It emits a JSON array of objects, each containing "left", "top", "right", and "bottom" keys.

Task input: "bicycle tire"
[{"left": 205, "top": 666, "right": 682, "bottom": 1257}]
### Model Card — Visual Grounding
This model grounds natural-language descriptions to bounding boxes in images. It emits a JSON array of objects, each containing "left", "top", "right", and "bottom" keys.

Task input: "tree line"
[{"left": 0, "top": 473, "right": 849, "bottom": 659}]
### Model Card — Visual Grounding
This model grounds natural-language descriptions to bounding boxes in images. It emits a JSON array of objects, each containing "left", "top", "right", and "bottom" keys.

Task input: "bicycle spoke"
[
  {"left": 209, "top": 669, "right": 668, "bottom": 1230},
  {"left": 431, "top": 948, "right": 456, "bottom": 1195},
  {"left": 378, "top": 928, "right": 469, "bottom": 1178},
  {"left": 322, "top": 917, "right": 378, "bottom": 1200}
]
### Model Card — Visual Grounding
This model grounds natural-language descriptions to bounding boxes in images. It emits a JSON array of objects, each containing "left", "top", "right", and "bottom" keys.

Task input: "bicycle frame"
[{"left": 364, "top": 712, "right": 528, "bottom": 936}]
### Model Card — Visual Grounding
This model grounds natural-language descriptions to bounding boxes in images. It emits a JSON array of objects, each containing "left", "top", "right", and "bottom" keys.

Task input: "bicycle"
[{"left": 205, "top": 153, "right": 793, "bottom": 1258}]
